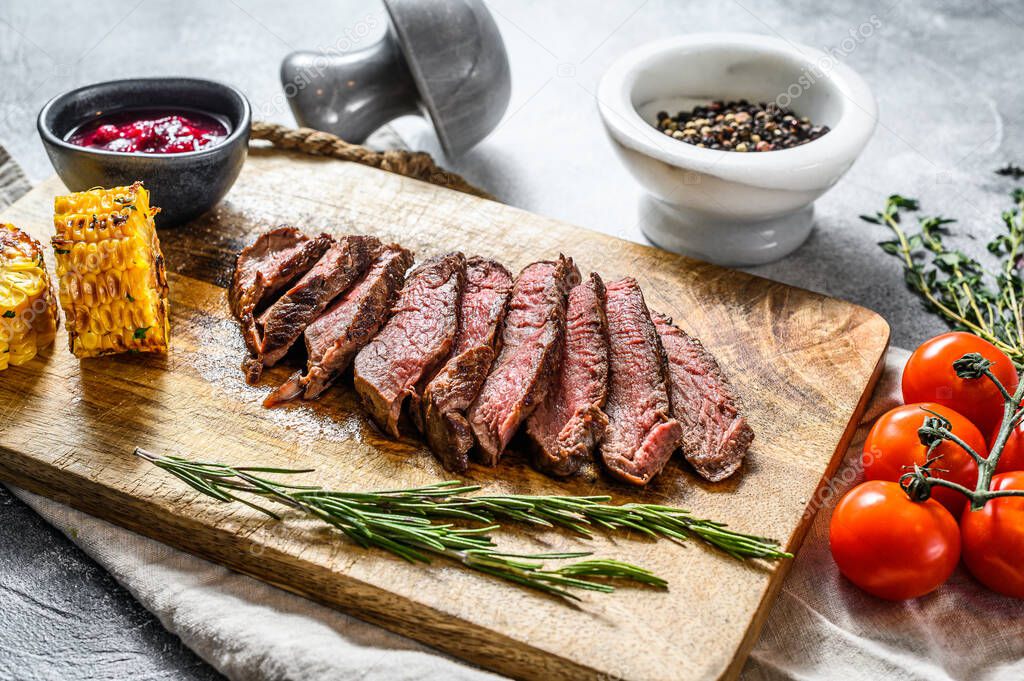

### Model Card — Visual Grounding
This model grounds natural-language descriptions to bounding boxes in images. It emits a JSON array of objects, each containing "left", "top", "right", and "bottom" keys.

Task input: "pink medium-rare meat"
[
  {"left": 599, "top": 278, "right": 682, "bottom": 486},
  {"left": 263, "top": 245, "right": 414, "bottom": 407},
  {"left": 652, "top": 312, "right": 754, "bottom": 481},
  {"left": 468, "top": 255, "right": 580, "bottom": 465},
  {"left": 353, "top": 252, "right": 466, "bottom": 437},
  {"left": 249, "top": 235, "right": 381, "bottom": 381},
  {"left": 525, "top": 272, "right": 609, "bottom": 477},
  {"left": 229, "top": 227, "right": 330, "bottom": 318},
  {"left": 421, "top": 257, "right": 513, "bottom": 472},
  {"left": 230, "top": 227, "right": 332, "bottom": 363}
]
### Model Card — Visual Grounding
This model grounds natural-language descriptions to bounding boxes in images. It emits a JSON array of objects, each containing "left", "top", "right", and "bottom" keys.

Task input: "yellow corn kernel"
[
  {"left": 0, "top": 224, "right": 59, "bottom": 370},
  {"left": 52, "top": 182, "right": 169, "bottom": 358}
]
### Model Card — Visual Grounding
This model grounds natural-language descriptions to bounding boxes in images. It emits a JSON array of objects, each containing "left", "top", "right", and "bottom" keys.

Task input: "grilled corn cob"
[
  {"left": 52, "top": 182, "right": 170, "bottom": 357},
  {"left": 0, "top": 224, "right": 58, "bottom": 370}
]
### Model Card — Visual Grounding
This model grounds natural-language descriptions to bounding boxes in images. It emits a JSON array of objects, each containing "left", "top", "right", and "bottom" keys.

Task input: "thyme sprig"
[
  {"left": 861, "top": 187, "right": 1024, "bottom": 366},
  {"left": 996, "top": 164, "right": 1024, "bottom": 180},
  {"left": 136, "top": 448, "right": 789, "bottom": 600}
]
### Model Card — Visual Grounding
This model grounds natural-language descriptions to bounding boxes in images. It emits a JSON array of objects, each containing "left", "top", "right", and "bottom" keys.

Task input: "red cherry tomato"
[
  {"left": 902, "top": 332, "right": 1018, "bottom": 436},
  {"left": 989, "top": 422, "right": 1024, "bottom": 474},
  {"left": 830, "top": 481, "right": 960, "bottom": 600},
  {"left": 863, "top": 403, "right": 983, "bottom": 515},
  {"left": 960, "top": 471, "right": 1024, "bottom": 599}
]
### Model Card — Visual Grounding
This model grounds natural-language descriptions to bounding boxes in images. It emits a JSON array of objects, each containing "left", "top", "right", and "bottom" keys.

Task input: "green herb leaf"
[
  {"left": 133, "top": 327, "right": 150, "bottom": 340},
  {"left": 878, "top": 240, "right": 901, "bottom": 255},
  {"left": 54, "top": 248, "right": 70, "bottom": 255},
  {"left": 2, "top": 310, "right": 15, "bottom": 318},
  {"left": 888, "top": 194, "right": 920, "bottom": 210}
]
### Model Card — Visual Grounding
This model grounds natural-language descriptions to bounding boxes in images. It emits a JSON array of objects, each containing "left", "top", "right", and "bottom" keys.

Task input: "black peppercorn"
[{"left": 654, "top": 99, "right": 830, "bottom": 152}]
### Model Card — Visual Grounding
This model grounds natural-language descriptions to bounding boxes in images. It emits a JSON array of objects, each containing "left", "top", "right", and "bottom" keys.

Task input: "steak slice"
[
  {"left": 526, "top": 272, "right": 609, "bottom": 477},
  {"left": 230, "top": 227, "right": 332, "bottom": 360},
  {"left": 353, "top": 252, "right": 466, "bottom": 437},
  {"left": 599, "top": 278, "right": 682, "bottom": 486},
  {"left": 652, "top": 312, "right": 754, "bottom": 481},
  {"left": 263, "top": 244, "right": 413, "bottom": 407},
  {"left": 229, "top": 227, "right": 329, "bottom": 317},
  {"left": 252, "top": 235, "right": 381, "bottom": 378},
  {"left": 421, "top": 257, "right": 513, "bottom": 472},
  {"left": 468, "top": 255, "right": 580, "bottom": 465}
]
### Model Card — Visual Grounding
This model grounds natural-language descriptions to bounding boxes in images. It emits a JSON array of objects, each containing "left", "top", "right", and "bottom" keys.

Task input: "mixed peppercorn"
[{"left": 654, "top": 100, "right": 830, "bottom": 152}]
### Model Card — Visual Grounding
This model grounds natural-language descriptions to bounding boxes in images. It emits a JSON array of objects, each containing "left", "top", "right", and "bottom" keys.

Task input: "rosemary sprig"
[
  {"left": 861, "top": 186, "right": 1024, "bottom": 366},
  {"left": 461, "top": 494, "right": 789, "bottom": 560},
  {"left": 136, "top": 448, "right": 790, "bottom": 600}
]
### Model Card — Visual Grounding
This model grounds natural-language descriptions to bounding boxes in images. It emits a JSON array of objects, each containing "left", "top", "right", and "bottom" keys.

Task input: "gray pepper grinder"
[{"left": 280, "top": 0, "right": 511, "bottom": 157}]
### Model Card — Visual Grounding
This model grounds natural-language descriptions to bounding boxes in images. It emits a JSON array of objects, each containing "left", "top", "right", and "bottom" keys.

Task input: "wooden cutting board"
[{"left": 0, "top": 149, "right": 889, "bottom": 681}]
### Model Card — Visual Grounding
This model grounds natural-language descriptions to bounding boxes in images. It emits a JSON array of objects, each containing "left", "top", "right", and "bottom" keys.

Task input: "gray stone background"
[{"left": 0, "top": 0, "right": 1021, "bottom": 678}]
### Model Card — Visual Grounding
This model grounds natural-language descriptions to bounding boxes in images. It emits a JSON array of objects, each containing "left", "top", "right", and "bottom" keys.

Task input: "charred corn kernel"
[
  {"left": 0, "top": 224, "right": 58, "bottom": 370},
  {"left": 52, "top": 182, "right": 169, "bottom": 358}
]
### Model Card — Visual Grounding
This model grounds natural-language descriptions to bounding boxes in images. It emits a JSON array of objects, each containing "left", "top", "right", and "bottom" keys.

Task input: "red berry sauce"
[{"left": 67, "top": 108, "right": 230, "bottom": 154}]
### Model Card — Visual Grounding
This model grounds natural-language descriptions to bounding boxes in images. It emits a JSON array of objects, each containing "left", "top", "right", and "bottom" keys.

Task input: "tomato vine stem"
[{"left": 900, "top": 352, "right": 1024, "bottom": 510}]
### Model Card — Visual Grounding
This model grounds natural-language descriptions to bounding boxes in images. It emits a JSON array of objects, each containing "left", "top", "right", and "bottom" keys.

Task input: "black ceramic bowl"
[{"left": 38, "top": 77, "right": 251, "bottom": 227}]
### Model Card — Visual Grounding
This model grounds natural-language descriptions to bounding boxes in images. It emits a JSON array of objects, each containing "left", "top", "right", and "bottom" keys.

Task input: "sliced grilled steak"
[
  {"left": 230, "top": 227, "right": 332, "bottom": 363},
  {"left": 264, "top": 244, "right": 413, "bottom": 407},
  {"left": 652, "top": 312, "right": 754, "bottom": 481},
  {"left": 254, "top": 235, "right": 381, "bottom": 376},
  {"left": 599, "top": 278, "right": 682, "bottom": 486},
  {"left": 526, "top": 272, "right": 609, "bottom": 477},
  {"left": 468, "top": 256, "right": 580, "bottom": 465},
  {"left": 353, "top": 252, "right": 466, "bottom": 437},
  {"left": 229, "top": 227, "right": 329, "bottom": 317},
  {"left": 421, "top": 257, "right": 513, "bottom": 472}
]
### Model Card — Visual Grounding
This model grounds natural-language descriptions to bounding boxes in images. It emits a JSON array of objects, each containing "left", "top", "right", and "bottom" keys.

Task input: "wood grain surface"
[{"left": 0, "top": 149, "right": 889, "bottom": 681}]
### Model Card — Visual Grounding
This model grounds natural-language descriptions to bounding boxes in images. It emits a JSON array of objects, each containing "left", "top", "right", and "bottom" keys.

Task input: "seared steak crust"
[
  {"left": 599, "top": 278, "right": 682, "bottom": 486},
  {"left": 652, "top": 312, "right": 754, "bottom": 481},
  {"left": 354, "top": 252, "right": 466, "bottom": 438},
  {"left": 468, "top": 255, "right": 580, "bottom": 465},
  {"left": 264, "top": 245, "right": 413, "bottom": 407},
  {"left": 422, "top": 257, "right": 513, "bottom": 472},
  {"left": 256, "top": 235, "right": 381, "bottom": 371},
  {"left": 231, "top": 227, "right": 332, "bottom": 371},
  {"left": 230, "top": 227, "right": 327, "bottom": 317},
  {"left": 526, "top": 272, "right": 609, "bottom": 477}
]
